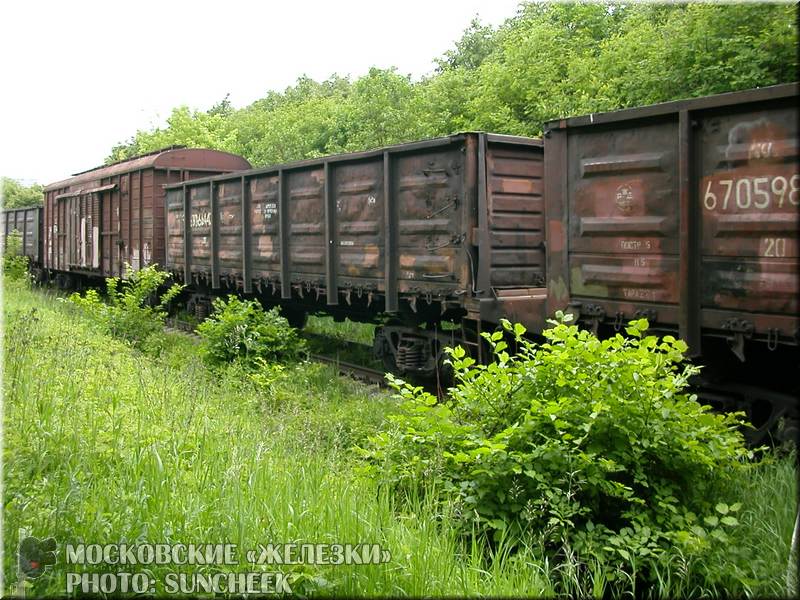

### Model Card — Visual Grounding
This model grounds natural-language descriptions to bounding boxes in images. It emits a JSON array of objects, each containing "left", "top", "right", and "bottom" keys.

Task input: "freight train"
[{"left": 3, "top": 83, "right": 797, "bottom": 444}]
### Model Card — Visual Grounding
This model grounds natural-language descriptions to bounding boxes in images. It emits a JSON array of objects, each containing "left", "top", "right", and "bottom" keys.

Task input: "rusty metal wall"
[
  {"left": 2, "top": 206, "right": 42, "bottom": 264},
  {"left": 544, "top": 83, "right": 799, "bottom": 351},
  {"left": 43, "top": 148, "right": 250, "bottom": 279},
  {"left": 165, "top": 133, "right": 546, "bottom": 318},
  {"left": 485, "top": 135, "right": 546, "bottom": 288}
]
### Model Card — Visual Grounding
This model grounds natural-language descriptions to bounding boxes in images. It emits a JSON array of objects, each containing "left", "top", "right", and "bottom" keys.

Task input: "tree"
[
  {"left": 435, "top": 17, "right": 500, "bottom": 72},
  {"left": 1, "top": 178, "right": 43, "bottom": 208},
  {"left": 104, "top": 2, "right": 797, "bottom": 166},
  {"left": 331, "top": 67, "right": 428, "bottom": 152},
  {"left": 107, "top": 100, "right": 243, "bottom": 163}
]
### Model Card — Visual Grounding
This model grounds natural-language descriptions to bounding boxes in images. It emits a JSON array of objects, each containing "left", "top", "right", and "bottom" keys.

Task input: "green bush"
[
  {"left": 358, "top": 313, "right": 753, "bottom": 588},
  {"left": 67, "top": 264, "right": 182, "bottom": 350},
  {"left": 195, "top": 295, "right": 306, "bottom": 369},
  {"left": 2, "top": 230, "right": 30, "bottom": 283}
]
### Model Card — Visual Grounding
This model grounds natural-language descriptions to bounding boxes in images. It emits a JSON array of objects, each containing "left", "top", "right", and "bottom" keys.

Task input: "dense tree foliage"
[
  {"left": 1, "top": 177, "right": 44, "bottom": 208},
  {"left": 107, "top": 2, "right": 797, "bottom": 166}
]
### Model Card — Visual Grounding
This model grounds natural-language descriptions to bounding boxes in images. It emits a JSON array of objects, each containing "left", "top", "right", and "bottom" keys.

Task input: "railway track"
[
  {"left": 164, "top": 317, "right": 200, "bottom": 337},
  {"left": 164, "top": 318, "right": 387, "bottom": 387},
  {"left": 308, "top": 353, "right": 387, "bottom": 386}
]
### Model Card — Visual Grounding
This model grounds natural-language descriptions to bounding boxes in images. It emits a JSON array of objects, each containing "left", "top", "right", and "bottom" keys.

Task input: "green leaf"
[
  {"left": 690, "top": 525, "right": 706, "bottom": 538},
  {"left": 715, "top": 502, "right": 729, "bottom": 515},
  {"left": 710, "top": 529, "right": 728, "bottom": 542},
  {"left": 488, "top": 519, "right": 507, "bottom": 531},
  {"left": 720, "top": 516, "right": 739, "bottom": 527}
]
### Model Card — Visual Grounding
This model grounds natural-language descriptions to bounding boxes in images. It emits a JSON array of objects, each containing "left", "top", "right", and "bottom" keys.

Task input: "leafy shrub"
[
  {"left": 195, "top": 295, "right": 306, "bottom": 369},
  {"left": 358, "top": 313, "right": 753, "bottom": 589},
  {"left": 2, "top": 229, "right": 30, "bottom": 283},
  {"left": 67, "top": 264, "right": 182, "bottom": 349}
]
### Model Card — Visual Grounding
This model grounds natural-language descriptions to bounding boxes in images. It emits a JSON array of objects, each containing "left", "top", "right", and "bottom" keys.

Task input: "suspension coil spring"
[{"left": 396, "top": 338, "right": 427, "bottom": 371}]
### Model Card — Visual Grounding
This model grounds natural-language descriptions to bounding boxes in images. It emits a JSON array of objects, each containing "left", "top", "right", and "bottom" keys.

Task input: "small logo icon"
[
  {"left": 18, "top": 536, "right": 57, "bottom": 579},
  {"left": 615, "top": 184, "right": 634, "bottom": 214}
]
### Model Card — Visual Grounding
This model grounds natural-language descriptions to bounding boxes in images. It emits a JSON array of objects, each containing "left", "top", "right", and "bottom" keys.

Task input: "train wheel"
[
  {"left": 281, "top": 306, "right": 308, "bottom": 330},
  {"left": 54, "top": 273, "right": 73, "bottom": 290},
  {"left": 186, "top": 294, "right": 212, "bottom": 321},
  {"left": 372, "top": 326, "right": 398, "bottom": 374},
  {"left": 697, "top": 383, "right": 797, "bottom": 447}
]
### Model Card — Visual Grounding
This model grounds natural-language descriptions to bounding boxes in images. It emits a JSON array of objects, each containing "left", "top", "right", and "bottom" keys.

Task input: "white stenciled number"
[
  {"left": 735, "top": 178, "right": 751, "bottom": 209},
  {"left": 763, "top": 237, "right": 787, "bottom": 258},
  {"left": 720, "top": 179, "right": 733, "bottom": 210},
  {"left": 704, "top": 180, "right": 717, "bottom": 210},
  {"left": 190, "top": 211, "right": 211, "bottom": 228},
  {"left": 705, "top": 174, "right": 799, "bottom": 211},
  {"left": 772, "top": 176, "right": 787, "bottom": 207},
  {"left": 753, "top": 177, "right": 770, "bottom": 209}
]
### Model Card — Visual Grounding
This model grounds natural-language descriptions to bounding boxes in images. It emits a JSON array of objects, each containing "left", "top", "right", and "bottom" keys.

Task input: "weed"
[
  {"left": 66, "top": 264, "right": 182, "bottom": 350},
  {"left": 2, "top": 229, "right": 31, "bottom": 284},
  {"left": 196, "top": 295, "right": 306, "bottom": 369},
  {"left": 359, "top": 313, "right": 760, "bottom": 594},
  {"left": 3, "top": 286, "right": 796, "bottom": 598}
]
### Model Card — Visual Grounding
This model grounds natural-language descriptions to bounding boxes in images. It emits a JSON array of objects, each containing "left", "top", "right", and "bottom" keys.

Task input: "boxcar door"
[{"left": 101, "top": 191, "right": 112, "bottom": 275}]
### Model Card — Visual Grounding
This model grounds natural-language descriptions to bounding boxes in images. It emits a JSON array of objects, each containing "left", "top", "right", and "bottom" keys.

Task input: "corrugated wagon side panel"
[
  {"left": 188, "top": 184, "right": 212, "bottom": 274},
  {"left": 698, "top": 98, "right": 799, "bottom": 319},
  {"left": 166, "top": 135, "right": 556, "bottom": 315},
  {"left": 287, "top": 167, "right": 326, "bottom": 283},
  {"left": 23, "top": 208, "right": 41, "bottom": 263},
  {"left": 150, "top": 169, "right": 166, "bottom": 268},
  {"left": 393, "top": 144, "right": 467, "bottom": 294},
  {"left": 486, "top": 139, "right": 545, "bottom": 288},
  {"left": 165, "top": 187, "right": 184, "bottom": 270},
  {"left": 547, "top": 83, "right": 799, "bottom": 348},
  {"left": 1, "top": 207, "right": 42, "bottom": 264},
  {"left": 249, "top": 173, "right": 281, "bottom": 280},
  {"left": 566, "top": 118, "right": 681, "bottom": 312},
  {"left": 332, "top": 157, "right": 385, "bottom": 286},
  {"left": 216, "top": 179, "right": 244, "bottom": 276}
]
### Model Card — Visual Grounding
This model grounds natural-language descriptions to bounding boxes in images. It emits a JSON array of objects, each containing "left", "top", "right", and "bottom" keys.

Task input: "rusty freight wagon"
[
  {"left": 544, "top": 82, "right": 799, "bottom": 440},
  {"left": 43, "top": 147, "right": 251, "bottom": 286},
  {"left": 2, "top": 206, "right": 42, "bottom": 269},
  {"left": 165, "top": 133, "right": 546, "bottom": 372}
]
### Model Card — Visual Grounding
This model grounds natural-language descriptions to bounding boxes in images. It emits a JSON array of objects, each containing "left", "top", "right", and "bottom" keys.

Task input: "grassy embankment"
[{"left": 2, "top": 282, "right": 797, "bottom": 597}]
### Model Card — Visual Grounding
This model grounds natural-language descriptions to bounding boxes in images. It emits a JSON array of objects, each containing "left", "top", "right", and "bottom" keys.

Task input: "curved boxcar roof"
[{"left": 44, "top": 147, "right": 251, "bottom": 191}]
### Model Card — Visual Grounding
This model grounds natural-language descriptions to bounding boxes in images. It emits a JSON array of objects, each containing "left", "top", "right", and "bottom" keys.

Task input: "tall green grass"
[
  {"left": 2, "top": 285, "right": 554, "bottom": 597},
  {"left": 304, "top": 314, "right": 376, "bottom": 346},
  {"left": 3, "top": 282, "right": 797, "bottom": 597}
]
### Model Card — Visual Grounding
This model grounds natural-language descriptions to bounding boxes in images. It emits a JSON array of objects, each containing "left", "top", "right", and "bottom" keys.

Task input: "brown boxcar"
[
  {"left": 2, "top": 206, "right": 42, "bottom": 265},
  {"left": 165, "top": 133, "right": 547, "bottom": 334},
  {"left": 544, "top": 83, "right": 799, "bottom": 356},
  {"left": 43, "top": 147, "right": 251, "bottom": 282}
]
